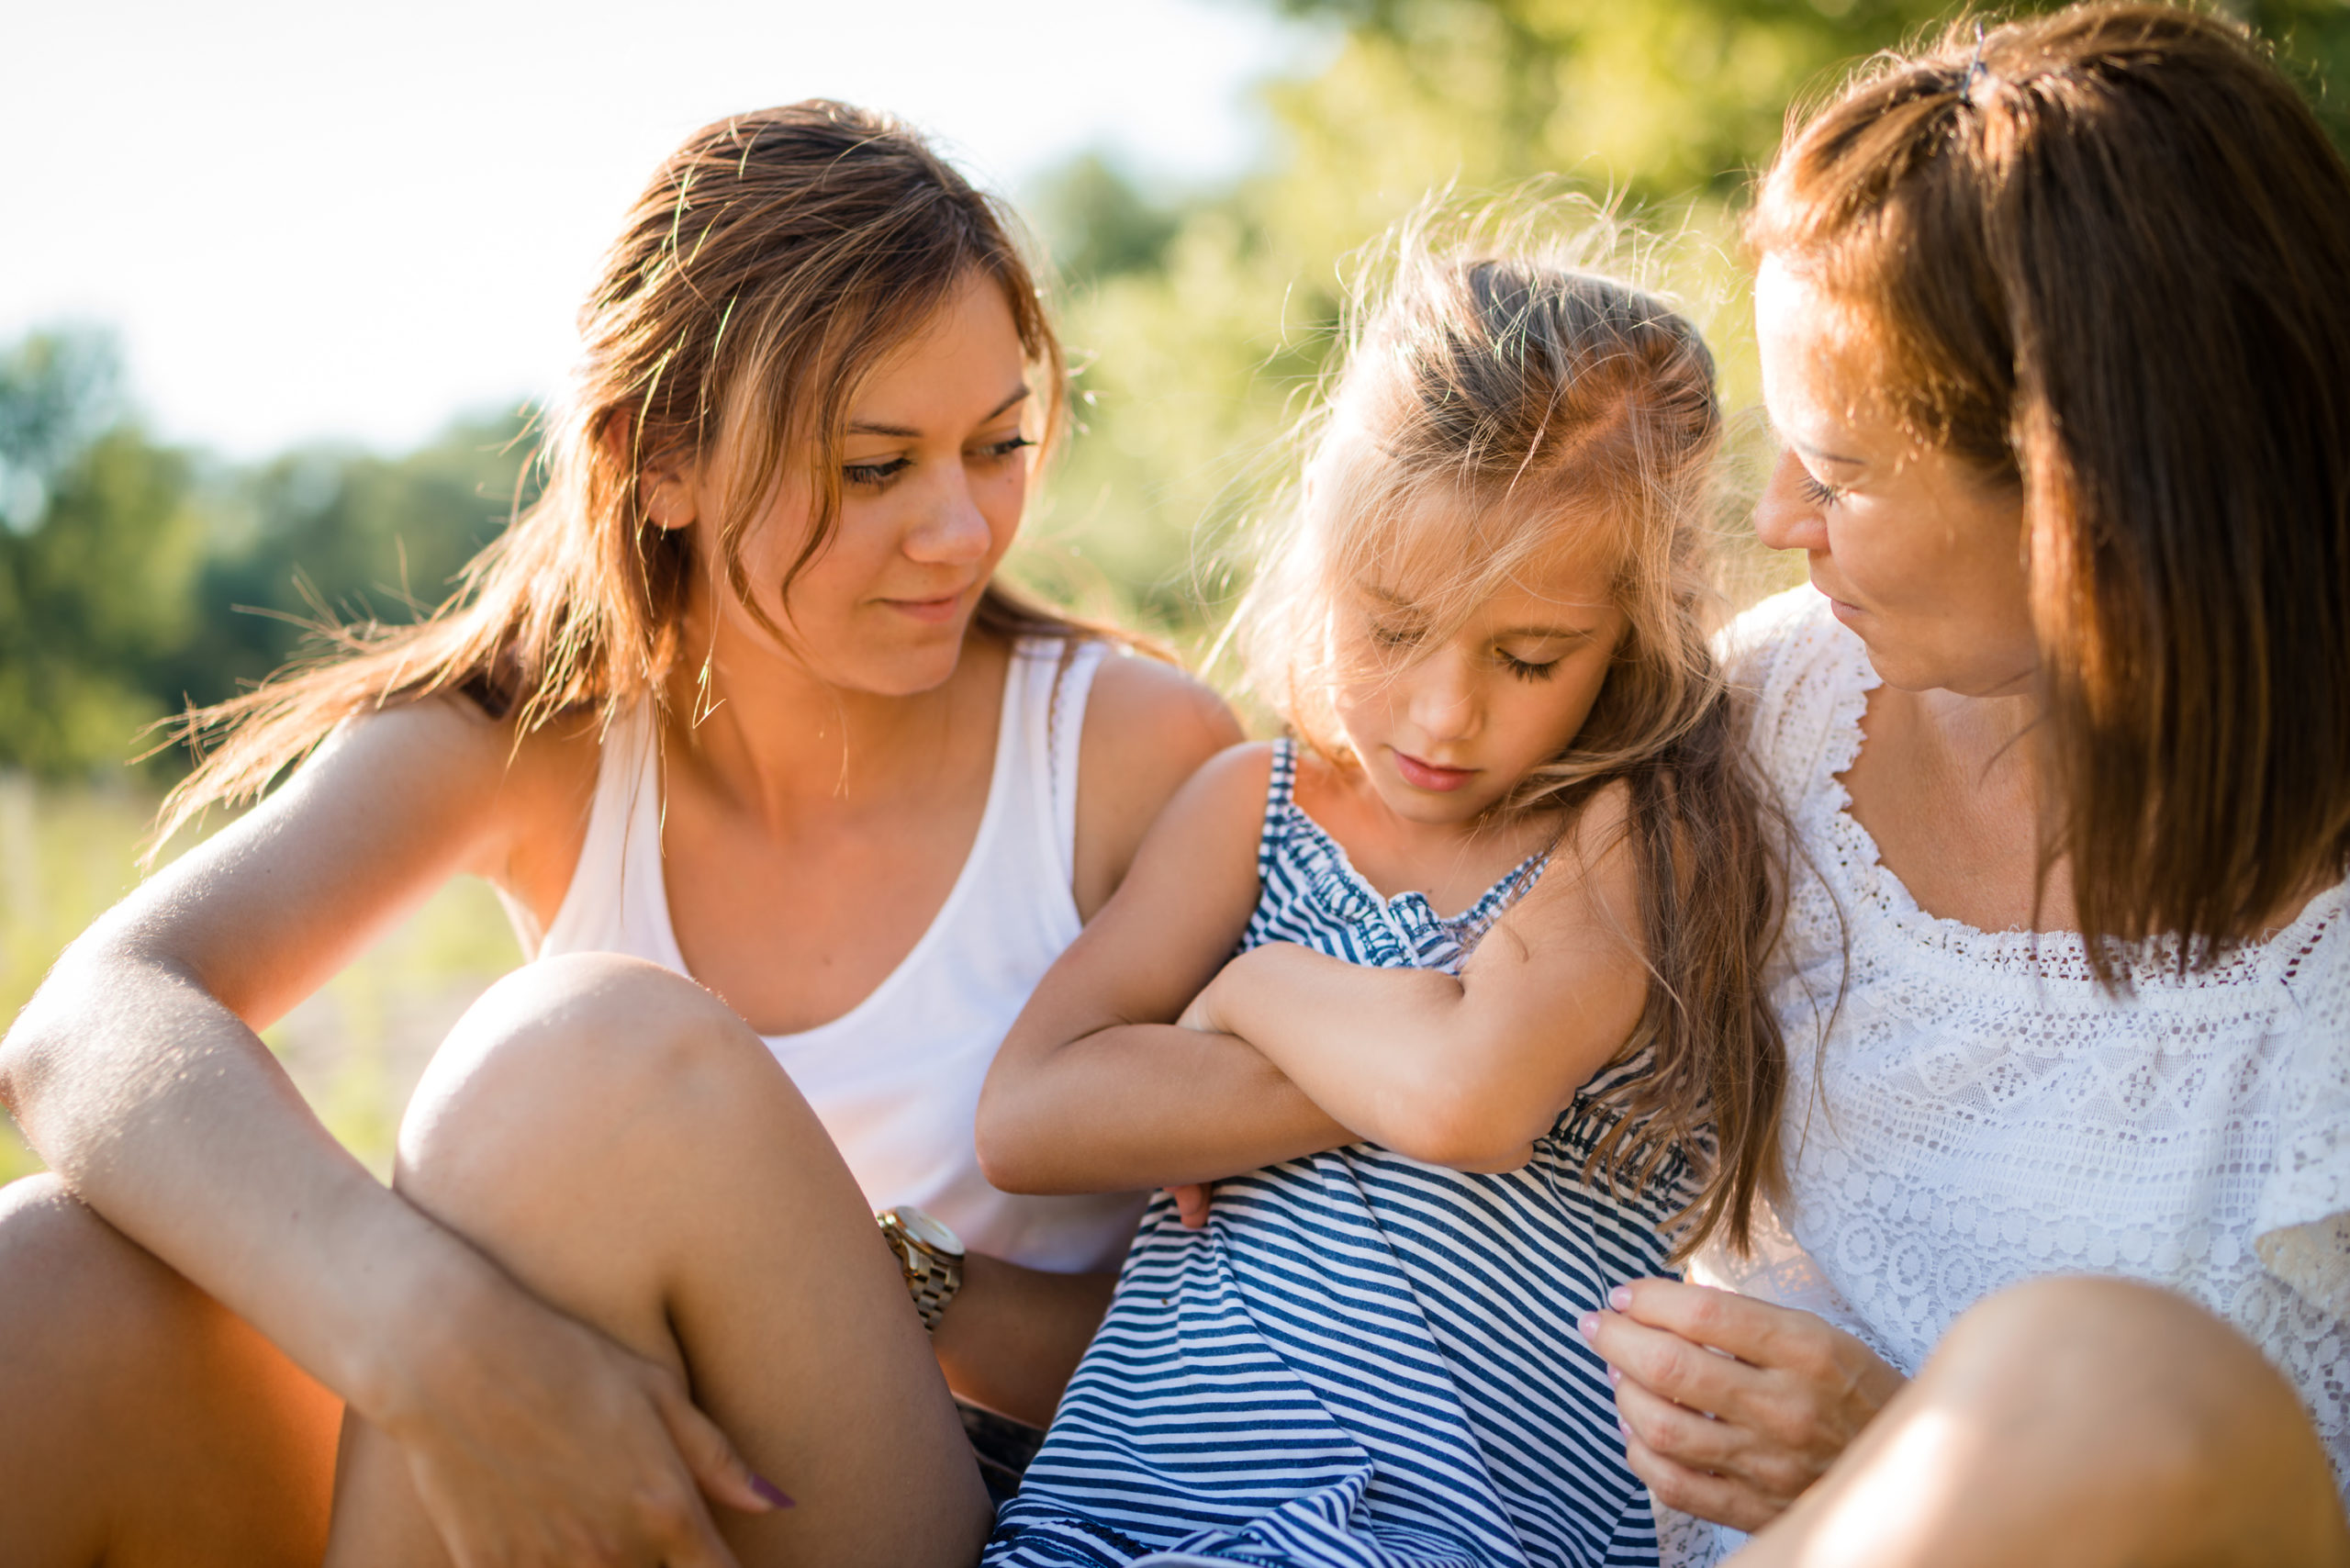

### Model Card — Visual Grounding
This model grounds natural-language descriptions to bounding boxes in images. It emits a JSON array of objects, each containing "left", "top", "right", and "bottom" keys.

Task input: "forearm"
[
  {"left": 932, "top": 1254, "right": 1116, "bottom": 1428},
  {"left": 977, "top": 1020, "right": 1351, "bottom": 1195},
  {"left": 1204, "top": 944, "right": 1535, "bottom": 1163},
  {"left": 1, "top": 935, "right": 481, "bottom": 1411}
]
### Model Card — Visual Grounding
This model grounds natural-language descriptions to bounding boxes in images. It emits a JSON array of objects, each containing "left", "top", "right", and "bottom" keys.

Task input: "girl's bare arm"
[
  {"left": 0, "top": 699, "right": 773, "bottom": 1562},
  {"left": 1183, "top": 781, "right": 1649, "bottom": 1170},
  {"left": 976, "top": 743, "right": 1354, "bottom": 1195}
]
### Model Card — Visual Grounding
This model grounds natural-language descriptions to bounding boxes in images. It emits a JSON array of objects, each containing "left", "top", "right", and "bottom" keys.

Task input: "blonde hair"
[
  {"left": 156, "top": 101, "right": 1089, "bottom": 847},
  {"left": 1236, "top": 221, "right": 1787, "bottom": 1257}
]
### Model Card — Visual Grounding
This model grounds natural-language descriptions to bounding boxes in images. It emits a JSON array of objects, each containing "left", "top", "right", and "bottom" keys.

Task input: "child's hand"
[{"left": 1169, "top": 1183, "right": 1213, "bottom": 1228}]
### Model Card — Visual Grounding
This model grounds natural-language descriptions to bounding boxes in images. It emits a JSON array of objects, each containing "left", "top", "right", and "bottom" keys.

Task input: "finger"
[
  {"left": 1624, "top": 1429, "right": 1784, "bottom": 1536},
  {"left": 637, "top": 1473, "right": 745, "bottom": 1568},
  {"left": 655, "top": 1377, "right": 786, "bottom": 1518},
  {"left": 1611, "top": 1277, "right": 1796, "bottom": 1363},
  {"left": 1582, "top": 1308, "right": 1755, "bottom": 1417},
  {"left": 1172, "top": 1184, "right": 1210, "bottom": 1229},
  {"left": 1615, "top": 1373, "right": 1749, "bottom": 1474}
]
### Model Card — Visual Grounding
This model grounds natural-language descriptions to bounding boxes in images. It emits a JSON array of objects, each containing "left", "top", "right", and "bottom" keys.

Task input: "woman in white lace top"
[{"left": 1581, "top": 7, "right": 2350, "bottom": 1565}]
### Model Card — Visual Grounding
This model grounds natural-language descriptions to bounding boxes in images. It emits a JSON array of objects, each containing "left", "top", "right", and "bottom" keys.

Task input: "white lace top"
[{"left": 1707, "top": 588, "right": 2350, "bottom": 1490}]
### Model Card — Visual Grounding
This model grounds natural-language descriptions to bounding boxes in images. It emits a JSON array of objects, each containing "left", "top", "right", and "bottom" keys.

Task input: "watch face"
[{"left": 893, "top": 1205, "right": 964, "bottom": 1258}]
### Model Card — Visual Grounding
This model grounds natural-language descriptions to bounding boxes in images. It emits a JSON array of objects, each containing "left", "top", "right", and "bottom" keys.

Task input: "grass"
[{"left": 0, "top": 773, "right": 521, "bottom": 1184}]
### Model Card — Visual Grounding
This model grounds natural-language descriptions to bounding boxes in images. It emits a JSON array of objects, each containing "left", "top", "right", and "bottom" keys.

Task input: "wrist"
[{"left": 334, "top": 1203, "right": 511, "bottom": 1429}]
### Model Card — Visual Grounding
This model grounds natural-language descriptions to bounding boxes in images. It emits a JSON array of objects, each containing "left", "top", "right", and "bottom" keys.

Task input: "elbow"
[
  {"left": 972, "top": 1081, "right": 1056, "bottom": 1195},
  {"left": 1375, "top": 1063, "right": 1547, "bottom": 1172}
]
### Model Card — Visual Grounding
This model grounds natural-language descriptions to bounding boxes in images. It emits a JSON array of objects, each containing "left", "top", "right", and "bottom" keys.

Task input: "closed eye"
[
  {"left": 1797, "top": 470, "right": 1841, "bottom": 507},
  {"left": 845, "top": 456, "right": 912, "bottom": 488}
]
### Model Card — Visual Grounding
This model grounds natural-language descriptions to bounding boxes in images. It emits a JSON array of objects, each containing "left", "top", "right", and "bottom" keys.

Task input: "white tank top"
[{"left": 531, "top": 637, "right": 1147, "bottom": 1272}]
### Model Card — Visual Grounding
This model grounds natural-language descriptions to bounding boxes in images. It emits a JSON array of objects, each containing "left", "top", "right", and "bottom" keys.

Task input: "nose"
[
  {"left": 902, "top": 468, "right": 993, "bottom": 567},
  {"left": 1754, "top": 449, "right": 1830, "bottom": 555},
  {"left": 1403, "top": 653, "right": 1478, "bottom": 744}
]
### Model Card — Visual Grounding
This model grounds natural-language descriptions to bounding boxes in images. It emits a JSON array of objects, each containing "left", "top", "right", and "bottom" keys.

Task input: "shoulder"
[
  {"left": 319, "top": 690, "right": 599, "bottom": 895},
  {"left": 1080, "top": 647, "right": 1242, "bottom": 762},
  {"left": 1069, "top": 646, "right": 1246, "bottom": 915},
  {"left": 1718, "top": 584, "right": 1843, "bottom": 693},
  {"left": 1718, "top": 586, "right": 1868, "bottom": 813}
]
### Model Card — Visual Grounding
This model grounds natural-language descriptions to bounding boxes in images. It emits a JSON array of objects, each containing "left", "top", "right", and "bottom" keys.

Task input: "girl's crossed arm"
[
  {"left": 1182, "top": 780, "right": 1649, "bottom": 1171},
  {"left": 977, "top": 744, "right": 1352, "bottom": 1195}
]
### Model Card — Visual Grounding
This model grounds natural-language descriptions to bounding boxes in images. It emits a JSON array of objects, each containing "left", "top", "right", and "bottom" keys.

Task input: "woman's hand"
[
  {"left": 1580, "top": 1278, "right": 1906, "bottom": 1531},
  {"left": 364, "top": 1254, "right": 783, "bottom": 1565}
]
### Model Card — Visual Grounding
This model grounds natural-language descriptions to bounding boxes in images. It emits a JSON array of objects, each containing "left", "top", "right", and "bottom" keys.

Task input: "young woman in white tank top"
[
  {"left": 0, "top": 106, "right": 1241, "bottom": 1566},
  {"left": 537, "top": 639, "right": 1141, "bottom": 1273}
]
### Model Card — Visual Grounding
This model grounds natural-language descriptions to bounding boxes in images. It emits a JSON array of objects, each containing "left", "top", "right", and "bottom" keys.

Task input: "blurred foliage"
[
  {"left": 0, "top": 326, "right": 534, "bottom": 779},
  {"left": 1022, "top": 0, "right": 2350, "bottom": 644}
]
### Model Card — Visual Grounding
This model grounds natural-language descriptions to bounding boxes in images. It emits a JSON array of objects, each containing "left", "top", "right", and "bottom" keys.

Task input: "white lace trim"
[{"left": 1718, "top": 588, "right": 2350, "bottom": 1494}]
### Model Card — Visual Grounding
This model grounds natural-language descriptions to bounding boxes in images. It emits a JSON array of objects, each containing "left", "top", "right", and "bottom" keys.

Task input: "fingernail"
[
  {"left": 1607, "top": 1366, "right": 1621, "bottom": 1387},
  {"left": 750, "top": 1473, "right": 795, "bottom": 1509},
  {"left": 1617, "top": 1418, "right": 1631, "bottom": 1440},
  {"left": 1608, "top": 1284, "right": 1632, "bottom": 1312},
  {"left": 1577, "top": 1312, "right": 1599, "bottom": 1342}
]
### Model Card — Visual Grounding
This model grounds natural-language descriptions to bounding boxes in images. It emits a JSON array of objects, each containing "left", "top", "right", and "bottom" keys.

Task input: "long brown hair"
[
  {"left": 1237, "top": 224, "right": 1787, "bottom": 1258},
  {"left": 1751, "top": 4, "right": 2350, "bottom": 974},
  {"left": 158, "top": 101, "right": 1086, "bottom": 846}
]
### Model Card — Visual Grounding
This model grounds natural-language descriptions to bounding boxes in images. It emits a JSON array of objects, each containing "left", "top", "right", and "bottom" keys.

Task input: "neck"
[{"left": 659, "top": 608, "right": 999, "bottom": 829}]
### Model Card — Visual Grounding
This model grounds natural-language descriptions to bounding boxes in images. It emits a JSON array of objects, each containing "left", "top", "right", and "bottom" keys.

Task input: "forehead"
[
  {"left": 1369, "top": 492, "right": 1618, "bottom": 619},
  {"left": 1753, "top": 255, "right": 1903, "bottom": 452},
  {"left": 848, "top": 273, "right": 1027, "bottom": 420}
]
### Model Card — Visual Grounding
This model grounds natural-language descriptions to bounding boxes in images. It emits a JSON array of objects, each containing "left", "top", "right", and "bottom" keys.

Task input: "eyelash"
[
  {"left": 1501, "top": 652, "right": 1560, "bottom": 682},
  {"left": 1798, "top": 471, "right": 1842, "bottom": 507},
  {"left": 844, "top": 434, "right": 1035, "bottom": 489}
]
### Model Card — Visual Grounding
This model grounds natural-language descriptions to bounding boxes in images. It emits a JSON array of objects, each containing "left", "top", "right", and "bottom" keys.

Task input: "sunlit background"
[{"left": 5, "top": 0, "right": 2346, "bottom": 1180}]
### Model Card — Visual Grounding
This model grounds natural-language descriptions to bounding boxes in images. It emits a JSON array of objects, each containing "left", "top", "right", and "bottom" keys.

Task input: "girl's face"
[
  {"left": 1330, "top": 511, "right": 1628, "bottom": 831},
  {"left": 657, "top": 271, "right": 1036, "bottom": 696},
  {"left": 1751, "top": 254, "right": 2036, "bottom": 698}
]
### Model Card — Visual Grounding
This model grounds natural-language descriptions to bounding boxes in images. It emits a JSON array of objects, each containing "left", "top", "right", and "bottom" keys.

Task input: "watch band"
[{"left": 878, "top": 1207, "right": 965, "bottom": 1334}]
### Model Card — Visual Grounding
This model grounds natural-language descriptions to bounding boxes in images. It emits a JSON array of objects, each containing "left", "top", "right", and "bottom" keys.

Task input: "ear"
[{"left": 599, "top": 409, "right": 698, "bottom": 532}]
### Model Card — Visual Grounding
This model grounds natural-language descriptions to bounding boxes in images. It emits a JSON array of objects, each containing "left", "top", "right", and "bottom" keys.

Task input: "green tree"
[
  {"left": 162, "top": 413, "right": 539, "bottom": 717},
  {"left": 0, "top": 331, "right": 207, "bottom": 777}
]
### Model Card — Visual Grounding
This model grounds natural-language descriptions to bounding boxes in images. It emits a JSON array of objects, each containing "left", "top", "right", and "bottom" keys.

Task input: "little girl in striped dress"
[{"left": 974, "top": 241, "right": 1788, "bottom": 1568}]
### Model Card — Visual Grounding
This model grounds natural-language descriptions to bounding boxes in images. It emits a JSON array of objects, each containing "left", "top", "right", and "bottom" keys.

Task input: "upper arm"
[
  {"left": 79, "top": 696, "right": 567, "bottom": 1033},
  {"left": 1448, "top": 782, "right": 1651, "bottom": 1130},
  {"left": 1069, "top": 649, "right": 1245, "bottom": 920},
  {"left": 990, "top": 742, "right": 1270, "bottom": 1073}
]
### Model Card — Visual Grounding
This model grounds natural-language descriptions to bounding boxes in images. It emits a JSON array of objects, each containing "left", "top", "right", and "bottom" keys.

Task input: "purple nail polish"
[
  {"left": 750, "top": 1473, "right": 796, "bottom": 1508},
  {"left": 1608, "top": 1284, "right": 1632, "bottom": 1312},
  {"left": 1577, "top": 1312, "right": 1599, "bottom": 1341}
]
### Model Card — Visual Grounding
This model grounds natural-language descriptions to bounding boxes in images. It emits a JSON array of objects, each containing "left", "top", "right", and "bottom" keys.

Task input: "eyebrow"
[
  {"left": 846, "top": 384, "right": 1030, "bottom": 440},
  {"left": 1494, "top": 623, "right": 1598, "bottom": 642},
  {"left": 1786, "top": 431, "right": 1865, "bottom": 468}
]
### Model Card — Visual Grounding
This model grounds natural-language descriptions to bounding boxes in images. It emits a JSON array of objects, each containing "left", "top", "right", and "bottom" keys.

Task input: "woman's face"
[
  {"left": 662, "top": 271, "right": 1035, "bottom": 696},
  {"left": 1751, "top": 255, "right": 2036, "bottom": 698}
]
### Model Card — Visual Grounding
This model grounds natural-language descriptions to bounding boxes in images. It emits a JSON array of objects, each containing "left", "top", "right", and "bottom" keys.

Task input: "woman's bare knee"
[
  {"left": 397, "top": 954, "right": 777, "bottom": 1206},
  {"left": 1756, "top": 1276, "right": 2349, "bottom": 1568}
]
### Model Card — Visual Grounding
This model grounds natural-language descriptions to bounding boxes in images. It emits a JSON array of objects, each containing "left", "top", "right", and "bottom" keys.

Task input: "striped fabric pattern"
[{"left": 986, "top": 742, "right": 1696, "bottom": 1568}]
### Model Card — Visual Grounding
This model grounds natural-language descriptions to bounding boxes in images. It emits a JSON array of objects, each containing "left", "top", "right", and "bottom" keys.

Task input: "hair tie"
[{"left": 1963, "top": 24, "right": 1994, "bottom": 106}]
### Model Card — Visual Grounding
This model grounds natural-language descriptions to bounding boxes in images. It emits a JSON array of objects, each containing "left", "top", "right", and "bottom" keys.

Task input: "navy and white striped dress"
[{"left": 986, "top": 741, "right": 1697, "bottom": 1568}]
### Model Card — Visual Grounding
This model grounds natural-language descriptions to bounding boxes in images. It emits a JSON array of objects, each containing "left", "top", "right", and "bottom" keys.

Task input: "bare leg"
[
  {"left": 1734, "top": 1275, "right": 2350, "bottom": 1568},
  {"left": 325, "top": 953, "right": 993, "bottom": 1567},
  {"left": 0, "top": 1173, "right": 341, "bottom": 1568}
]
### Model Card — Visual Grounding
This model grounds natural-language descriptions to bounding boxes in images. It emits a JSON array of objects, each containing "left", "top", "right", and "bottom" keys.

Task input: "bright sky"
[{"left": 3, "top": 0, "right": 1315, "bottom": 457}]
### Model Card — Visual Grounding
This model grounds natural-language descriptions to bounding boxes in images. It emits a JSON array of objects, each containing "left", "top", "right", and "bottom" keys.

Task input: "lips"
[
  {"left": 1393, "top": 750, "right": 1477, "bottom": 792},
  {"left": 878, "top": 588, "right": 971, "bottom": 625}
]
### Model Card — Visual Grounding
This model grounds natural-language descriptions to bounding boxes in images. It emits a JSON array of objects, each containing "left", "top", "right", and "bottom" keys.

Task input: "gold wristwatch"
[{"left": 877, "top": 1205, "right": 966, "bottom": 1334}]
